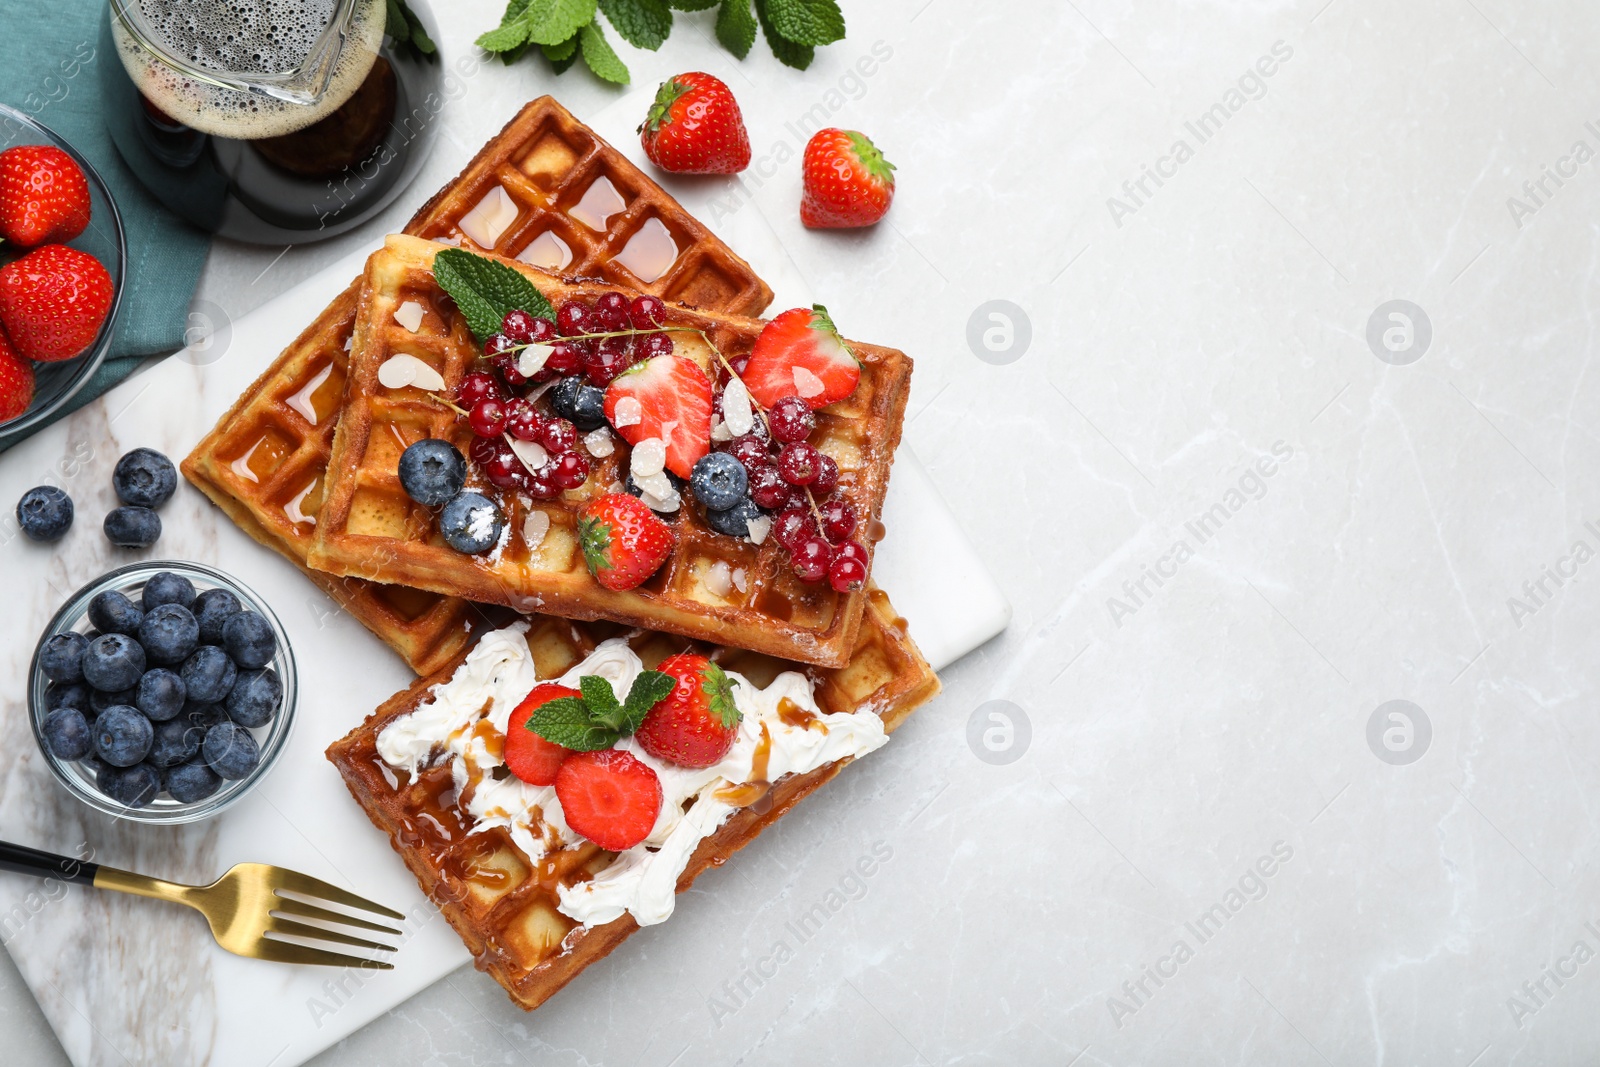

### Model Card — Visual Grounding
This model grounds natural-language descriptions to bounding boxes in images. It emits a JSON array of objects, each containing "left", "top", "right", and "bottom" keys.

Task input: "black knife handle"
[{"left": 0, "top": 839, "right": 99, "bottom": 886}]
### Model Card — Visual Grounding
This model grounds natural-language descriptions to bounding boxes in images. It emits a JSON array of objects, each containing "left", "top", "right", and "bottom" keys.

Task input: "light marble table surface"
[{"left": 8, "top": 0, "right": 1600, "bottom": 1063}]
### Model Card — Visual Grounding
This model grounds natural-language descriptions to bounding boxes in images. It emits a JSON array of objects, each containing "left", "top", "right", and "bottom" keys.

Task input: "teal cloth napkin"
[{"left": 0, "top": 0, "right": 211, "bottom": 449}]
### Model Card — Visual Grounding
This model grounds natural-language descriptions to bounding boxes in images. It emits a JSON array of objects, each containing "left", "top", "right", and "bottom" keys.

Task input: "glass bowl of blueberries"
[{"left": 28, "top": 561, "right": 297, "bottom": 823}]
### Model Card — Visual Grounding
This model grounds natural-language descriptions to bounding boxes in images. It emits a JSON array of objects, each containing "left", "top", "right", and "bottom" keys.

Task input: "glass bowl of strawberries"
[{"left": 0, "top": 103, "right": 125, "bottom": 444}]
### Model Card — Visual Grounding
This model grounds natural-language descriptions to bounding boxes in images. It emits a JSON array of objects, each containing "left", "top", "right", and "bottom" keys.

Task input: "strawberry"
[
  {"left": 603, "top": 354, "right": 712, "bottom": 479},
  {"left": 555, "top": 748, "right": 662, "bottom": 851},
  {"left": 800, "top": 128, "right": 895, "bottom": 229},
  {"left": 577, "top": 493, "right": 675, "bottom": 591},
  {"left": 742, "top": 305, "right": 860, "bottom": 411},
  {"left": 0, "top": 245, "right": 113, "bottom": 363},
  {"left": 639, "top": 72, "right": 751, "bottom": 175},
  {"left": 0, "top": 145, "right": 91, "bottom": 247},
  {"left": 0, "top": 329, "right": 35, "bottom": 422},
  {"left": 504, "top": 683, "right": 581, "bottom": 785},
  {"left": 635, "top": 653, "right": 742, "bottom": 768}
]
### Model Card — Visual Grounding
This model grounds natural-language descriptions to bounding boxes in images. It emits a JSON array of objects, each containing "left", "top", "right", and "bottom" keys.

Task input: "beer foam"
[{"left": 113, "top": 0, "right": 386, "bottom": 139}]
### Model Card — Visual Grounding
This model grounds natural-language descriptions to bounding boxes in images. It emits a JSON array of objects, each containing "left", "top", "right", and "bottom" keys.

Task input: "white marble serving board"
[{"left": 0, "top": 92, "right": 1007, "bottom": 1067}]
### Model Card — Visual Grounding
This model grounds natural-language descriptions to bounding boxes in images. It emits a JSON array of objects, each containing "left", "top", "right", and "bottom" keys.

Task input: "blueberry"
[
  {"left": 97, "top": 762, "right": 159, "bottom": 808},
  {"left": 166, "top": 757, "right": 222, "bottom": 803},
  {"left": 225, "top": 668, "right": 282, "bottom": 729},
  {"left": 221, "top": 611, "right": 276, "bottom": 669},
  {"left": 691, "top": 452, "right": 748, "bottom": 511},
  {"left": 147, "top": 717, "right": 204, "bottom": 769},
  {"left": 705, "top": 497, "right": 764, "bottom": 538},
  {"left": 141, "top": 571, "right": 196, "bottom": 611},
  {"left": 16, "top": 486, "right": 73, "bottom": 543},
  {"left": 551, "top": 376, "right": 607, "bottom": 431},
  {"left": 192, "top": 588, "right": 242, "bottom": 644},
  {"left": 180, "top": 646, "right": 237, "bottom": 703},
  {"left": 398, "top": 439, "right": 467, "bottom": 507},
  {"left": 439, "top": 491, "right": 503, "bottom": 554},
  {"left": 184, "top": 700, "right": 226, "bottom": 732},
  {"left": 40, "top": 632, "right": 89, "bottom": 683},
  {"left": 135, "top": 667, "right": 186, "bottom": 722},
  {"left": 93, "top": 704, "right": 154, "bottom": 767},
  {"left": 138, "top": 603, "right": 199, "bottom": 665},
  {"left": 104, "top": 506, "right": 161, "bottom": 548},
  {"left": 625, "top": 470, "right": 686, "bottom": 515},
  {"left": 46, "top": 682, "right": 90, "bottom": 714},
  {"left": 202, "top": 721, "right": 260, "bottom": 780},
  {"left": 112, "top": 448, "right": 177, "bottom": 509},
  {"left": 42, "top": 707, "right": 93, "bottom": 761},
  {"left": 90, "top": 686, "right": 136, "bottom": 713},
  {"left": 82, "top": 633, "right": 146, "bottom": 692},
  {"left": 87, "top": 590, "right": 144, "bottom": 635},
  {"left": 80, "top": 753, "right": 105, "bottom": 779}
]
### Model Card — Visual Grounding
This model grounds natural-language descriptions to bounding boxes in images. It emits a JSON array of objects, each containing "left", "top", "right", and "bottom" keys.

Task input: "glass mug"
[{"left": 100, "top": 0, "right": 441, "bottom": 242}]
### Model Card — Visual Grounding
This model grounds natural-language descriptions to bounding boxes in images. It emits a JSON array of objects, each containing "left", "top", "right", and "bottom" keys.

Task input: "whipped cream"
[{"left": 375, "top": 625, "right": 888, "bottom": 929}]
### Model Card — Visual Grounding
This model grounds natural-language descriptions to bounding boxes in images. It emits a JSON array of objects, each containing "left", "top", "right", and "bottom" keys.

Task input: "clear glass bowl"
[
  {"left": 28, "top": 561, "right": 297, "bottom": 824},
  {"left": 0, "top": 103, "right": 127, "bottom": 443}
]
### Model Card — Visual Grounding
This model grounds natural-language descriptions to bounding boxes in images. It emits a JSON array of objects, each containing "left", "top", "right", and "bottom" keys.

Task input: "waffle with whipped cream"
[
  {"left": 306, "top": 235, "right": 913, "bottom": 669},
  {"left": 325, "top": 586, "right": 937, "bottom": 1011},
  {"left": 181, "top": 96, "right": 774, "bottom": 675}
]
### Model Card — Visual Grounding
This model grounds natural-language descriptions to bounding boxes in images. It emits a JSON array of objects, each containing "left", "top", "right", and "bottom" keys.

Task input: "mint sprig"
[
  {"left": 477, "top": 0, "right": 843, "bottom": 82},
  {"left": 386, "top": 0, "right": 438, "bottom": 57},
  {"left": 432, "top": 248, "right": 556, "bottom": 341},
  {"left": 529, "top": 671, "right": 677, "bottom": 751}
]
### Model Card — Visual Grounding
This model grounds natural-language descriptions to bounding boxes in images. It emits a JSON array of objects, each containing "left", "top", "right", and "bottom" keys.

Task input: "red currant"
[
  {"left": 594, "top": 292, "right": 630, "bottom": 332},
  {"left": 820, "top": 500, "right": 857, "bottom": 543},
  {"left": 526, "top": 472, "right": 560, "bottom": 500},
  {"left": 556, "top": 301, "right": 591, "bottom": 336},
  {"left": 540, "top": 417, "right": 577, "bottom": 454},
  {"left": 528, "top": 316, "right": 558, "bottom": 343},
  {"left": 773, "top": 507, "right": 818, "bottom": 552},
  {"left": 492, "top": 348, "right": 528, "bottom": 387},
  {"left": 469, "top": 398, "right": 507, "bottom": 437},
  {"left": 749, "top": 465, "right": 790, "bottom": 509},
  {"left": 582, "top": 337, "right": 633, "bottom": 386},
  {"left": 730, "top": 354, "right": 750, "bottom": 377},
  {"left": 469, "top": 434, "right": 503, "bottom": 469},
  {"left": 630, "top": 295, "right": 666, "bottom": 329},
  {"left": 484, "top": 333, "right": 514, "bottom": 358},
  {"left": 829, "top": 554, "right": 867, "bottom": 593},
  {"left": 550, "top": 450, "right": 591, "bottom": 490},
  {"left": 777, "top": 443, "right": 820, "bottom": 486},
  {"left": 545, "top": 340, "right": 583, "bottom": 376},
  {"left": 767, "top": 396, "right": 815, "bottom": 443},
  {"left": 457, "top": 371, "right": 501, "bottom": 407},
  {"left": 638, "top": 332, "right": 674, "bottom": 359},
  {"left": 484, "top": 450, "right": 524, "bottom": 488},
  {"left": 790, "top": 537, "right": 834, "bottom": 583},
  {"left": 501, "top": 310, "right": 536, "bottom": 343},
  {"left": 811, "top": 454, "right": 839, "bottom": 497},
  {"left": 504, "top": 400, "right": 544, "bottom": 442},
  {"left": 728, "top": 435, "right": 773, "bottom": 473},
  {"left": 834, "top": 539, "right": 868, "bottom": 567}
]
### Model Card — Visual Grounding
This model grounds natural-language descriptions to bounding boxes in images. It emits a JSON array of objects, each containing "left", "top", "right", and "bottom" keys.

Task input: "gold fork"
[{"left": 1, "top": 838, "right": 404, "bottom": 968}]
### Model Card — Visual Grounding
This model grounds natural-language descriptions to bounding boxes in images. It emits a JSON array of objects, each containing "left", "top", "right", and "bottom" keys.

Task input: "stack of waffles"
[{"left": 183, "top": 97, "right": 939, "bottom": 1009}]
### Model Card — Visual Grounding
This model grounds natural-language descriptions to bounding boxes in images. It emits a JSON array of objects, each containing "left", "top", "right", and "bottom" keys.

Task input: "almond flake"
[
  {"left": 731, "top": 567, "right": 748, "bottom": 593},
  {"left": 710, "top": 418, "right": 733, "bottom": 443},
  {"left": 377, "top": 354, "right": 446, "bottom": 392},
  {"left": 639, "top": 484, "right": 681, "bottom": 513},
  {"left": 636, "top": 470, "right": 675, "bottom": 501},
  {"left": 792, "top": 366, "right": 825, "bottom": 400},
  {"left": 613, "top": 396, "right": 643, "bottom": 428},
  {"left": 517, "top": 343, "right": 555, "bottom": 379},
  {"left": 506, "top": 436, "right": 550, "bottom": 473},
  {"left": 393, "top": 301, "right": 425, "bottom": 332},
  {"left": 722, "top": 380, "right": 754, "bottom": 436},
  {"left": 704, "top": 561, "right": 733, "bottom": 597},
  {"left": 522, "top": 511, "right": 551, "bottom": 550},
  {"left": 584, "top": 428, "right": 615, "bottom": 457},
  {"left": 746, "top": 515, "right": 773, "bottom": 545},
  {"left": 630, "top": 437, "right": 667, "bottom": 478}
]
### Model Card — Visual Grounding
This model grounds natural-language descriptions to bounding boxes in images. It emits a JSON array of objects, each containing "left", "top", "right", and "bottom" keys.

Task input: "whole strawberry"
[
  {"left": 0, "top": 329, "right": 35, "bottom": 422},
  {"left": 0, "top": 245, "right": 113, "bottom": 362},
  {"left": 578, "top": 492, "right": 675, "bottom": 591},
  {"left": 801, "top": 129, "right": 895, "bottom": 229},
  {"left": 635, "top": 653, "right": 742, "bottom": 768},
  {"left": 0, "top": 145, "right": 91, "bottom": 247},
  {"left": 640, "top": 72, "right": 750, "bottom": 175}
]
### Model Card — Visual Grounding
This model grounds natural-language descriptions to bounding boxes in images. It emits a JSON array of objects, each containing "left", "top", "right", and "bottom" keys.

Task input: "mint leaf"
[
  {"left": 542, "top": 34, "right": 579, "bottom": 61},
  {"left": 600, "top": 0, "right": 673, "bottom": 50},
  {"left": 763, "top": 0, "right": 842, "bottom": 46},
  {"left": 531, "top": 0, "right": 599, "bottom": 45},
  {"left": 580, "top": 674, "right": 623, "bottom": 728},
  {"left": 529, "top": 697, "right": 621, "bottom": 751},
  {"left": 754, "top": 0, "right": 812, "bottom": 69},
  {"left": 386, "top": 0, "right": 411, "bottom": 44},
  {"left": 477, "top": 20, "right": 531, "bottom": 52},
  {"left": 715, "top": 0, "right": 756, "bottom": 58},
  {"left": 579, "top": 20, "right": 630, "bottom": 82},
  {"left": 699, "top": 661, "right": 740, "bottom": 729},
  {"left": 668, "top": 0, "right": 718, "bottom": 9},
  {"left": 432, "top": 248, "right": 557, "bottom": 340},
  {"left": 620, "top": 670, "right": 677, "bottom": 732}
]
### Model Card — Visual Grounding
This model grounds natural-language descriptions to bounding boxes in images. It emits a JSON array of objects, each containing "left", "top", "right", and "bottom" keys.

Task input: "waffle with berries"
[
  {"left": 326, "top": 585, "right": 938, "bottom": 1011},
  {"left": 182, "top": 96, "right": 774, "bottom": 675},
  {"left": 307, "top": 235, "right": 913, "bottom": 669}
]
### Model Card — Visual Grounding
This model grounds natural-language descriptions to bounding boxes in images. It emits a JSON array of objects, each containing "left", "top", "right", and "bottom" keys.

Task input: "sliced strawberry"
[
  {"left": 0, "top": 328, "right": 35, "bottom": 422},
  {"left": 0, "top": 145, "right": 91, "bottom": 247},
  {"left": 635, "top": 653, "right": 742, "bottom": 768},
  {"left": 555, "top": 748, "right": 662, "bottom": 851},
  {"left": 742, "top": 305, "right": 860, "bottom": 411},
  {"left": 577, "top": 492, "right": 676, "bottom": 591},
  {"left": 0, "top": 244, "right": 113, "bottom": 362},
  {"left": 602, "top": 353, "right": 712, "bottom": 478},
  {"left": 504, "top": 683, "right": 581, "bottom": 785}
]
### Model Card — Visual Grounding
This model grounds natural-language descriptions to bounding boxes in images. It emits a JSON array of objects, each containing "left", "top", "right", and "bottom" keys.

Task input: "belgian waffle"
[
  {"left": 306, "top": 235, "right": 913, "bottom": 669},
  {"left": 326, "top": 586, "right": 938, "bottom": 1011},
  {"left": 182, "top": 96, "right": 775, "bottom": 674}
]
